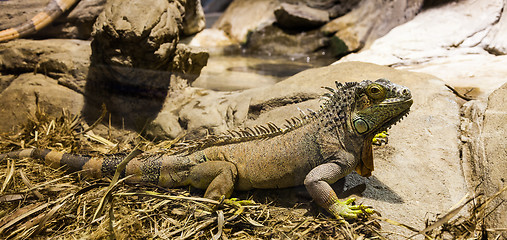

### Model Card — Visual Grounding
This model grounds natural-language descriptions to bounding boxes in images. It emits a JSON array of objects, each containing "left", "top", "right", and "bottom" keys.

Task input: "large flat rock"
[
  {"left": 0, "top": 73, "right": 84, "bottom": 133},
  {"left": 175, "top": 61, "right": 467, "bottom": 236},
  {"left": 339, "top": 0, "right": 507, "bottom": 99},
  {"left": 461, "top": 82, "right": 507, "bottom": 236}
]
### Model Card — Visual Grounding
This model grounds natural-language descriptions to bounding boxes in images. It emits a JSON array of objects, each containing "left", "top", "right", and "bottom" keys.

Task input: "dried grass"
[{"left": 0, "top": 105, "right": 505, "bottom": 239}]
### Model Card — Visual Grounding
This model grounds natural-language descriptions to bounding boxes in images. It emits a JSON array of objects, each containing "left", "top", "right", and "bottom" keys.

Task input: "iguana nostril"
[{"left": 401, "top": 88, "right": 411, "bottom": 97}]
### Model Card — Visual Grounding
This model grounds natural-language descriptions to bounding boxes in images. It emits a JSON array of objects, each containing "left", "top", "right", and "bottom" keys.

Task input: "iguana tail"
[
  {"left": 0, "top": 148, "right": 105, "bottom": 178},
  {"left": 0, "top": 0, "right": 80, "bottom": 42},
  {"left": 0, "top": 148, "right": 196, "bottom": 187}
]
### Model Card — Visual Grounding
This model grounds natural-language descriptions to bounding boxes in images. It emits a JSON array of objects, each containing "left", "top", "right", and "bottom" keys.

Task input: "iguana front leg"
[{"left": 304, "top": 162, "right": 372, "bottom": 220}]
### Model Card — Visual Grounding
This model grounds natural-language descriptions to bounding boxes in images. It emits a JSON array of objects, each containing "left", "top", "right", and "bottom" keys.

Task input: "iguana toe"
[
  {"left": 219, "top": 197, "right": 256, "bottom": 215},
  {"left": 329, "top": 197, "right": 373, "bottom": 220}
]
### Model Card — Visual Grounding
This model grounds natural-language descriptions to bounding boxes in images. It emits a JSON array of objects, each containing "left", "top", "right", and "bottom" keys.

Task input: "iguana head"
[{"left": 351, "top": 79, "right": 413, "bottom": 135}]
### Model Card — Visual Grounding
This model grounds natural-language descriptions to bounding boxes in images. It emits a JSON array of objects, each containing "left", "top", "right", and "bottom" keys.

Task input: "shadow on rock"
[
  {"left": 343, "top": 173, "right": 405, "bottom": 204},
  {"left": 81, "top": 0, "right": 208, "bottom": 131}
]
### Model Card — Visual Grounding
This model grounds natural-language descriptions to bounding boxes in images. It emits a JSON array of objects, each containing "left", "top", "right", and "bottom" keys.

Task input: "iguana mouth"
[{"left": 376, "top": 99, "right": 413, "bottom": 133}]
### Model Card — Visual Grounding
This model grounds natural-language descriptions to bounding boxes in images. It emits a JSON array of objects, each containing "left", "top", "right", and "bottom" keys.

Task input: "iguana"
[
  {"left": 0, "top": 78, "right": 413, "bottom": 219},
  {"left": 0, "top": 0, "right": 80, "bottom": 42}
]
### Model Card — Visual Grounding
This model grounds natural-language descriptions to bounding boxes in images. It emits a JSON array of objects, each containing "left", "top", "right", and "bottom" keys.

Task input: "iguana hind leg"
[{"left": 188, "top": 161, "right": 238, "bottom": 200}]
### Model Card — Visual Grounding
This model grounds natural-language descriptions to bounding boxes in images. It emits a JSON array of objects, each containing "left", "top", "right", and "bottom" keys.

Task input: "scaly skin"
[
  {"left": 0, "top": 0, "right": 80, "bottom": 42},
  {"left": 0, "top": 79, "right": 413, "bottom": 220}
]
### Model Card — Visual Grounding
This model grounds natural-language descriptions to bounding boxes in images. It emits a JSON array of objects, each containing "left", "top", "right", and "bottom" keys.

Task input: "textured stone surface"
[
  {"left": 214, "top": 0, "right": 423, "bottom": 57},
  {"left": 274, "top": 3, "right": 329, "bottom": 29},
  {"left": 163, "top": 62, "right": 467, "bottom": 237},
  {"left": 0, "top": 39, "right": 91, "bottom": 93},
  {"left": 483, "top": 0, "right": 507, "bottom": 55},
  {"left": 181, "top": 0, "right": 206, "bottom": 36},
  {"left": 0, "top": 39, "right": 90, "bottom": 132},
  {"left": 339, "top": 0, "right": 507, "bottom": 99},
  {"left": 322, "top": 0, "right": 424, "bottom": 54},
  {"left": 461, "top": 83, "right": 507, "bottom": 236},
  {"left": 245, "top": 25, "right": 328, "bottom": 56},
  {"left": 0, "top": 73, "right": 84, "bottom": 133},
  {"left": 84, "top": 0, "right": 209, "bottom": 129},
  {"left": 214, "top": 0, "right": 278, "bottom": 43}
]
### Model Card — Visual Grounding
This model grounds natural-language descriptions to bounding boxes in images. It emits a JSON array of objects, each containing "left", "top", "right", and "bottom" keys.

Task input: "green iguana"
[
  {"left": 0, "top": 79, "right": 413, "bottom": 219},
  {"left": 0, "top": 0, "right": 80, "bottom": 42}
]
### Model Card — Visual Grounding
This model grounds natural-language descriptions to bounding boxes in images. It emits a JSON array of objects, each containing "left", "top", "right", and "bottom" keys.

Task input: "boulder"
[
  {"left": 245, "top": 25, "right": 328, "bottom": 56},
  {"left": 213, "top": 0, "right": 278, "bottom": 43},
  {"left": 274, "top": 3, "right": 329, "bottom": 29},
  {"left": 0, "top": 39, "right": 90, "bottom": 132},
  {"left": 182, "top": 28, "right": 236, "bottom": 55},
  {"left": 338, "top": 0, "right": 507, "bottom": 99},
  {"left": 0, "top": 73, "right": 84, "bottom": 133},
  {"left": 84, "top": 0, "right": 209, "bottom": 129},
  {"left": 0, "top": 39, "right": 91, "bottom": 93},
  {"left": 163, "top": 62, "right": 467, "bottom": 236},
  {"left": 322, "top": 0, "right": 424, "bottom": 54},
  {"left": 213, "top": 0, "right": 429, "bottom": 57},
  {"left": 482, "top": 0, "right": 507, "bottom": 55},
  {"left": 461, "top": 83, "right": 507, "bottom": 236},
  {"left": 181, "top": 0, "right": 206, "bottom": 36}
]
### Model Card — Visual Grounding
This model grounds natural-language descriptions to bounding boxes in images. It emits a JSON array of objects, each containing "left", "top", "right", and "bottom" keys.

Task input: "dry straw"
[{"left": 0, "top": 103, "right": 504, "bottom": 239}]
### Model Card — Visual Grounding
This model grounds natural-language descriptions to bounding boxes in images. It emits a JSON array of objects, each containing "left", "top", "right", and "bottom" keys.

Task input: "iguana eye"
[{"left": 366, "top": 84, "right": 386, "bottom": 100}]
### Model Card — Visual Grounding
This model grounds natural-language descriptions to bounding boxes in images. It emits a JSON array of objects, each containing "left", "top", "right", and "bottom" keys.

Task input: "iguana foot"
[
  {"left": 216, "top": 196, "right": 256, "bottom": 215},
  {"left": 223, "top": 197, "right": 256, "bottom": 207},
  {"left": 328, "top": 197, "right": 374, "bottom": 221},
  {"left": 372, "top": 131, "right": 388, "bottom": 146}
]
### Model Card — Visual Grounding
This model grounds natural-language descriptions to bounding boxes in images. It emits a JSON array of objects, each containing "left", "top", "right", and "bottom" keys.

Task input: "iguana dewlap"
[
  {"left": 0, "top": 0, "right": 79, "bottom": 42},
  {"left": 0, "top": 79, "right": 413, "bottom": 219}
]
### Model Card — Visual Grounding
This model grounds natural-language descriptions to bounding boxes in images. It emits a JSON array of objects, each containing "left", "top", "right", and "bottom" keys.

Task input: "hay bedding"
[{"left": 0, "top": 106, "right": 503, "bottom": 239}]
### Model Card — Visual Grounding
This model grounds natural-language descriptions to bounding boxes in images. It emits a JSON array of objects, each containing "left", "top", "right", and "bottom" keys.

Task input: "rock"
[
  {"left": 213, "top": 0, "right": 356, "bottom": 56},
  {"left": 181, "top": 0, "right": 206, "bottom": 36},
  {"left": 461, "top": 83, "right": 507, "bottom": 235},
  {"left": 322, "top": 0, "right": 424, "bottom": 54},
  {"left": 338, "top": 0, "right": 507, "bottom": 99},
  {"left": 274, "top": 3, "right": 329, "bottom": 29},
  {"left": 0, "top": 73, "right": 84, "bottom": 133},
  {"left": 244, "top": 25, "right": 328, "bottom": 56},
  {"left": 214, "top": 0, "right": 278, "bottom": 43},
  {"left": 326, "top": 0, "right": 362, "bottom": 18},
  {"left": 182, "top": 28, "right": 236, "bottom": 55},
  {"left": 166, "top": 62, "right": 467, "bottom": 237},
  {"left": 482, "top": 0, "right": 507, "bottom": 55},
  {"left": 0, "top": 39, "right": 90, "bottom": 132},
  {"left": 0, "top": 39, "right": 91, "bottom": 93},
  {"left": 145, "top": 87, "right": 202, "bottom": 139},
  {"left": 84, "top": 0, "right": 209, "bottom": 129},
  {"left": 215, "top": 0, "right": 424, "bottom": 57}
]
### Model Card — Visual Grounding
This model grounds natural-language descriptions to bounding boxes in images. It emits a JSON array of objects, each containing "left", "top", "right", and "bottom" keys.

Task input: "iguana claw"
[
  {"left": 217, "top": 197, "right": 256, "bottom": 215},
  {"left": 329, "top": 197, "right": 374, "bottom": 220}
]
